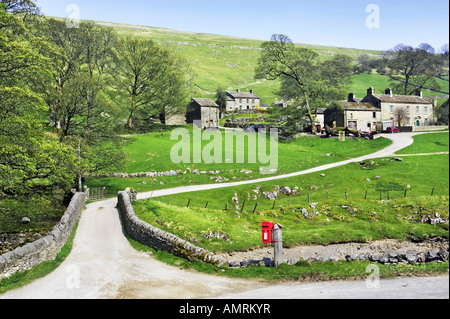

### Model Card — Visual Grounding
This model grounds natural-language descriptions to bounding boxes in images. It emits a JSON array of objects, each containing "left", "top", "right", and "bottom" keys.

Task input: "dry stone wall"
[
  {"left": 0, "top": 193, "right": 86, "bottom": 280},
  {"left": 118, "top": 190, "right": 226, "bottom": 266}
]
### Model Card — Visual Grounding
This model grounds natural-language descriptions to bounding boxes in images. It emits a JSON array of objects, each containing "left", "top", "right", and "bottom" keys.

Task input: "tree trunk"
[
  {"left": 128, "top": 97, "right": 136, "bottom": 129},
  {"left": 127, "top": 111, "right": 134, "bottom": 128}
]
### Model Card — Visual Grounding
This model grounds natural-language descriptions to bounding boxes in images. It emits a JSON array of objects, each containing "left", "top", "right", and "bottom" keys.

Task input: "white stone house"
[
  {"left": 361, "top": 87, "right": 434, "bottom": 128},
  {"left": 325, "top": 88, "right": 434, "bottom": 131},
  {"left": 225, "top": 89, "right": 260, "bottom": 112}
]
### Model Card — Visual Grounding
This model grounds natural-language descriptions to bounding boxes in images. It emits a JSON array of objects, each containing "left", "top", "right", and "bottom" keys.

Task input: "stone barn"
[{"left": 186, "top": 98, "right": 220, "bottom": 129}]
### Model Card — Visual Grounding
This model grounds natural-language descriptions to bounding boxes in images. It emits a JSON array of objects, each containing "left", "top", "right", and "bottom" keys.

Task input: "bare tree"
[{"left": 394, "top": 106, "right": 408, "bottom": 127}]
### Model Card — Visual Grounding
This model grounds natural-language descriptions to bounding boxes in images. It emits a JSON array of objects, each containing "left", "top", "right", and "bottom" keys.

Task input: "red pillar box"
[{"left": 261, "top": 221, "right": 275, "bottom": 244}]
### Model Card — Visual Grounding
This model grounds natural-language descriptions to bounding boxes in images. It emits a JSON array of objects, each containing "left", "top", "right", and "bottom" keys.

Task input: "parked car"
[
  {"left": 244, "top": 124, "right": 266, "bottom": 133},
  {"left": 386, "top": 126, "right": 400, "bottom": 133},
  {"left": 359, "top": 128, "right": 373, "bottom": 135},
  {"left": 305, "top": 124, "right": 322, "bottom": 133}
]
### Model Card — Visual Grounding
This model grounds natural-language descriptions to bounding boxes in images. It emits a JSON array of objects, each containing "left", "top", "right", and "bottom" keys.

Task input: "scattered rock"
[
  {"left": 438, "top": 248, "right": 449, "bottom": 261},
  {"left": 426, "top": 250, "right": 440, "bottom": 262},
  {"left": 280, "top": 187, "right": 292, "bottom": 195},
  {"left": 263, "top": 191, "right": 278, "bottom": 200}
]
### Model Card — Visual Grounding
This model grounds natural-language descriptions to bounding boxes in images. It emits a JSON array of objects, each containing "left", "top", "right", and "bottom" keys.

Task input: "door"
[{"left": 348, "top": 121, "right": 357, "bottom": 130}]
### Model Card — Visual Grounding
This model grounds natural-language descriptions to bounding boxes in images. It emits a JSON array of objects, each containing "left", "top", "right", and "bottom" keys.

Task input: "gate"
[{"left": 87, "top": 187, "right": 108, "bottom": 201}]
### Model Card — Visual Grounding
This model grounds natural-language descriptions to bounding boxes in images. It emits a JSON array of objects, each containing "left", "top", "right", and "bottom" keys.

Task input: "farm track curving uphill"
[{"left": 1, "top": 132, "right": 449, "bottom": 299}]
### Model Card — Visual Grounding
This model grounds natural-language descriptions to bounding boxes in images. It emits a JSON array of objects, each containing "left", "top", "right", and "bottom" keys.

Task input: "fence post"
[{"left": 240, "top": 200, "right": 246, "bottom": 213}]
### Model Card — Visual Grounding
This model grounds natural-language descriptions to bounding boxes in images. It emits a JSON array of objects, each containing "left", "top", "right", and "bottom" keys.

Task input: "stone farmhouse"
[
  {"left": 225, "top": 89, "right": 261, "bottom": 112},
  {"left": 186, "top": 98, "right": 220, "bottom": 129},
  {"left": 325, "top": 87, "right": 434, "bottom": 131}
]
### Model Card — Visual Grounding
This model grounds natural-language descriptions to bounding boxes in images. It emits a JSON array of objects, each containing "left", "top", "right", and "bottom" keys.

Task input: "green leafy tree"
[
  {"left": 34, "top": 19, "right": 126, "bottom": 189},
  {"left": 215, "top": 87, "right": 227, "bottom": 112},
  {"left": 255, "top": 34, "right": 352, "bottom": 135},
  {"left": 112, "top": 37, "right": 192, "bottom": 129}
]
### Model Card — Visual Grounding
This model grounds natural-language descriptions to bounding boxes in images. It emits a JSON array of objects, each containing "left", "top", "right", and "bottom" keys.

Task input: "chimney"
[
  {"left": 348, "top": 93, "right": 356, "bottom": 102},
  {"left": 385, "top": 88, "right": 393, "bottom": 96},
  {"left": 236, "top": 89, "right": 240, "bottom": 93},
  {"left": 250, "top": 89, "right": 254, "bottom": 95},
  {"left": 416, "top": 90, "right": 423, "bottom": 98},
  {"left": 367, "top": 87, "right": 375, "bottom": 96}
]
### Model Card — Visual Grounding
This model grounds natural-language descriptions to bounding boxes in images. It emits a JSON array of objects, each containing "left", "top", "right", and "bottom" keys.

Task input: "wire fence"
[{"left": 154, "top": 186, "right": 446, "bottom": 212}]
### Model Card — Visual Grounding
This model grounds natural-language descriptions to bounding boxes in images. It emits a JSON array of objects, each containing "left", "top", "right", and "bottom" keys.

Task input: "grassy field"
[
  {"left": 133, "top": 154, "right": 449, "bottom": 253},
  {"left": 396, "top": 132, "right": 449, "bottom": 155},
  {"left": 85, "top": 129, "right": 392, "bottom": 196},
  {"left": 138, "top": 154, "right": 449, "bottom": 211}
]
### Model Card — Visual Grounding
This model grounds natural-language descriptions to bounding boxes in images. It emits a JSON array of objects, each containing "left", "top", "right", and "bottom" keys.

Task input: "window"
[
  {"left": 425, "top": 106, "right": 428, "bottom": 114},
  {"left": 406, "top": 106, "right": 410, "bottom": 113},
  {"left": 390, "top": 105, "right": 394, "bottom": 113},
  {"left": 416, "top": 106, "right": 420, "bottom": 113},
  {"left": 373, "top": 112, "right": 377, "bottom": 119},
  {"left": 350, "top": 113, "right": 353, "bottom": 119}
]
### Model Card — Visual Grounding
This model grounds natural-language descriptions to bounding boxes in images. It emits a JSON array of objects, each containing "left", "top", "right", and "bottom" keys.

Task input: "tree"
[
  {"left": 386, "top": 44, "right": 442, "bottom": 95},
  {"left": 0, "top": 0, "right": 39, "bottom": 15},
  {"left": 215, "top": 87, "right": 227, "bottom": 112},
  {"left": 255, "top": 34, "right": 352, "bottom": 134},
  {"left": 112, "top": 38, "right": 191, "bottom": 129},
  {"left": 0, "top": 7, "right": 77, "bottom": 203},
  {"left": 394, "top": 106, "right": 408, "bottom": 127},
  {"left": 37, "top": 20, "right": 126, "bottom": 189},
  {"left": 357, "top": 54, "right": 373, "bottom": 73}
]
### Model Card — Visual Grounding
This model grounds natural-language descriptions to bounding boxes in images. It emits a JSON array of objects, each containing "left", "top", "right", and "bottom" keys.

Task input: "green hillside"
[
  {"left": 90, "top": 19, "right": 448, "bottom": 104},
  {"left": 93, "top": 20, "right": 384, "bottom": 104}
]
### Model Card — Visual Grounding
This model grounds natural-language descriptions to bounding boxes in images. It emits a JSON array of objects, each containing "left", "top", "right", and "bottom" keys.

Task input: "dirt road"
[{"left": 1, "top": 132, "right": 448, "bottom": 299}]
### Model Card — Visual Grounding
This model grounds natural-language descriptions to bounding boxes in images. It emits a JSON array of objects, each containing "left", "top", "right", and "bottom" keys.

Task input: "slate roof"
[
  {"left": 191, "top": 98, "right": 219, "bottom": 107},
  {"left": 226, "top": 91, "right": 260, "bottom": 100},
  {"left": 368, "top": 94, "right": 432, "bottom": 104}
]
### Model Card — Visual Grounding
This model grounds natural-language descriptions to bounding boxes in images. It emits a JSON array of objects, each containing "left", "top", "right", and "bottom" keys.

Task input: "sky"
[{"left": 34, "top": 0, "right": 449, "bottom": 51}]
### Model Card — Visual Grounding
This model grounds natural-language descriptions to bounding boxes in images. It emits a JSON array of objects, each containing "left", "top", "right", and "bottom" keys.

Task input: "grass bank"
[
  {"left": 149, "top": 155, "right": 449, "bottom": 213},
  {"left": 134, "top": 196, "right": 449, "bottom": 253},
  {"left": 85, "top": 130, "right": 392, "bottom": 196},
  {"left": 396, "top": 132, "right": 449, "bottom": 155}
]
